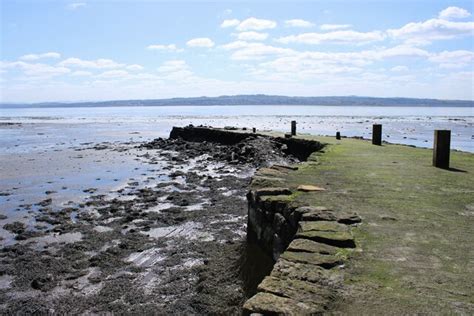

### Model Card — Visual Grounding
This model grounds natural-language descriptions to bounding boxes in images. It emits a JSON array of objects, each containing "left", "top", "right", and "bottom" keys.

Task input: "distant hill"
[{"left": 1, "top": 95, "right": 473, "bottom": 108}]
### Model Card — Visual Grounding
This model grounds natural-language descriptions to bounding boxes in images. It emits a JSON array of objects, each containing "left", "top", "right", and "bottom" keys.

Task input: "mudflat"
[{"left": 0, "top": 128, "right": 300, "bottom": 314}]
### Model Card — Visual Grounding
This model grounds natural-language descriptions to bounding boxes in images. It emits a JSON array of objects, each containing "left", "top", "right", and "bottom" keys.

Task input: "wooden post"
[
  {"left": 336, "top": 132, "right": 341, "bottom": 140},
  {"left": 252, "top": 127, "right": 256, "bottom": 133},
  {"left": 433, "top": 130, "right": 451, "bottom": 169},
  {"left": 291, "top": 121, "right": 296, "bottom": 136},
  {"left": 372, "top": 124, "right": 382, "bottom": 145}
]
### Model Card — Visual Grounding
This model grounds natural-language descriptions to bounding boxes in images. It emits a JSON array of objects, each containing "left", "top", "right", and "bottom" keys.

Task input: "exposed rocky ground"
[{"left": 0, "top": 128, "right": 300, "bottom": 314}]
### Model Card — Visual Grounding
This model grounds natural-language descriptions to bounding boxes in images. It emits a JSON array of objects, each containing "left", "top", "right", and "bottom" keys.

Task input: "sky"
[{"left": 1, "top": 0, "right": 473, "bottom": 103}]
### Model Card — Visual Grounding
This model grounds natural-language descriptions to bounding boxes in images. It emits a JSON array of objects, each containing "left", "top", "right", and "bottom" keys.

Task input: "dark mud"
[{"left": 0, "top": 128, "right": 298, "bottom": 314}]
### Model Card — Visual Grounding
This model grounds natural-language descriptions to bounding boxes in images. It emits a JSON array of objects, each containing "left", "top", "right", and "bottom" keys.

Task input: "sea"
[{"left": 1, "top": 105, "right": 473, "bottom": 153}]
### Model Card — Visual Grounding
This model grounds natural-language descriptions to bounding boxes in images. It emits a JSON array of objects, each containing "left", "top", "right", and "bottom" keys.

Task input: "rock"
[
  {"left": 257, "top": 276, "right": 332, "bottom": 310},
  {"left": 296, "top": 221, "right": 356, "bottom": 248},
  {"left": 338, "top": 214, "right": 362, "bottom": 224},
  {"left": 37, "top": 198, "right": 52, "bottom": 207},
  {"left": 31, "top": 274, "right": 55, "bottom": 291},
  {"left": 272, "top": 213, "right": 286, "bottom": 233},
  {"left": 250, "top": 176, "right": 285, "bottom": 187},
  {"left": 271, "top": 258, "right": 342, "bottom": 286},
  {"left": 255, "top": 187, "right": 292, "bottom": 197},
  {"left": 287, "top": 238, "right": 339, "bottom": 255},
  {"left": 282, "top": 239, "right": 346, "bottom": 268},
  {"left": 295, "top": 207, "right": 361, "bottom": 225},
  {"left": 297, "top": 185, "right": 326, "bottom": 192},
  {"left": 3, "top": 221, "right": 26, "bottom": 234},
  {"left": 243, "top": 292, "right": 321, "bottom": 315},
  {"left": 270, "top": 164, "right": 298, "bottom": 171},
  {"left": 256, "top": 168, "right": 285, "bottom": 178},
  {"left": 297, "top": 206, "right": 337, "bottom": 222},
  {"left": 280, "top": 251, "right": 343, "bottom": 268}
]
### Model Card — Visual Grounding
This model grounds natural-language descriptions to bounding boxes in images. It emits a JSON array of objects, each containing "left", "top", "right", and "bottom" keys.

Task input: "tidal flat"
[
  {"left": 0, "top": 105, "right": 472, "bottom": 313},
  {"left": 0, "top": 124, "right": 300, "bottom": 313}
]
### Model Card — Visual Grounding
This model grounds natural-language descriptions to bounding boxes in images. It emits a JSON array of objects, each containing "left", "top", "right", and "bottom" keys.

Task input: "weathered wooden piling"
[
  {"left": 433, "top": 130, "right": 451, "bottom": 169},
  {"left": 291, "top": 121, "right": 297, "bottom": 136},
  {"left": 372, "top": 124, "right": 382, "bottom": 145},
  {"left": 252, "top": 127, "right": 256, "bottom": 133},
  {"left": 336, "top": 132, "right": 341, "bottom": 140}
]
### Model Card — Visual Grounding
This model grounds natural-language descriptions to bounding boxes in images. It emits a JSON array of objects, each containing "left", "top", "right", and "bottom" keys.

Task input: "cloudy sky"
[{"left": 1, "top": 0, "right": 473, "bottom": 103}]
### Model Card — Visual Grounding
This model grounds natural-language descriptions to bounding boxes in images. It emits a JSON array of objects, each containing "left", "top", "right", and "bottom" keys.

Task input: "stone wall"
[
  {"left": 170, "top": 126, "right": 254, "bottom": 145},
  {"left": 167, "top": 126, "right": 362, "bottom": 314},
  {"left": 169, "top": 126, "right": 323, "bottom": 160},
  {"left": 244, "top": 165, "right": 362, "bottom": 314}
]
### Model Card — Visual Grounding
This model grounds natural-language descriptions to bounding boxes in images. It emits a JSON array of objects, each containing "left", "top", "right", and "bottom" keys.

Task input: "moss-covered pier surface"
[{"left": 243, "top": 132, "right": 474, "bottom": 314}]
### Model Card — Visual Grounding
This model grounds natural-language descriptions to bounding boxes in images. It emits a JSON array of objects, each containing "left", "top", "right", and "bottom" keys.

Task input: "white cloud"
[
  {"left": 96, "top": 70, "right": 129, "bottom": 79},
  {"left": 439, "top": 6, "right": 471, "bottom": 20},
  {"left": 320, "top": 24, "right": 352, "bottom": 31},
  {"left": 58, "top": 57, "right": 124, "bottom": 69},
  {"left": 71, "top": 70, "right": 93, "bottom": 76},
  {"left": 221, "top": 19, "right": 240, "bottom": 28},
  {"left": 126, "top": 64, "right": 144, "bottom": 71},
  {"left": 1, "top": 61, "right": 70, "bottom": 78},
  {"left": 220, "top": 41, "right": 250, "bottom": 50},
  {"left": 284, "top": 19, "right": 315, "bottom": 28},
  {"left": 235, "top": 31, "right": 268, "bottom": 41},
  {"left": 220, "top": 41, "right": 294, "bottom": 60},
  {"left": 236, "top": 17, "right": 277, "bottom": 31},
  {"left": 387, "top": 18, "right": 474, "bottom": 45},
  {"left": 260, "top": 56, "right": 362, "bottom": 78},
  {"left": 147, "top": 44, "right": 180, "bottom": 51},
  {"left": 374, "top": 45, "right": 430, "bottom": 59},
  {"left": 157, "top": 60, "right": 195, "bottom": 82},
  {"left": 67, "top": 2, "right": 86, "bottom": 10},
  {"left": 234, "top": 44, "right": 434, "bottom": 82},
  {"left": 428, "top": 50, "right": 474, "bottom": 69},
  {"left": 157, "top": 60, "right": 189, "bottom": 73},
  {"left": 186, "top": 37, "right": 215, "bottom": 48},
  {"left": 391, "top": 66, "right": 409, "bottom": 72},
  {"left": 276, "top": 30, "right": 385, "bottom": 45},
  {"left": 19, "top": 52, "right": 61, "bottom": 61}
]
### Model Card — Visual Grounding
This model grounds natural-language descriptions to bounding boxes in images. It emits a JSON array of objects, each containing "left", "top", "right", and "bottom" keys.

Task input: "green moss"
[{"left": 253, "top": 132, "right": 474, "bottom": 313}]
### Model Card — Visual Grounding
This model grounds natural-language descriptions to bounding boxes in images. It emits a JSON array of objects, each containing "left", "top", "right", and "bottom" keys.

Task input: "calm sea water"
[{"left": 1, "top": 105, "right": 473, "bottom": 152}]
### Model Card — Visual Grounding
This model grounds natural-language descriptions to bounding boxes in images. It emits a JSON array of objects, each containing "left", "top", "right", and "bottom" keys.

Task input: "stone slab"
[
  {"left": 287, "top": 238, "right": 340, "bottom": 255},
  {"left": 297, "top": 185, "right": 326, "bottom": 192},
  {"left": 258, "top": 276, "right": 334, "bottom": 307},
  {"left": 255, "top": 187, "right": 292, "bottom": 197},
  {"left": 243, "top": 292, "right": 322, "bottom": 315},
  {"left": 271, "top": 258, "right": 343, "bottom": 286},
  {"left": 280, "top": 250, "right": 343, "bottom": 268},
  {"left": 297, "top": 221, "right": 356, "bottom": 248}
]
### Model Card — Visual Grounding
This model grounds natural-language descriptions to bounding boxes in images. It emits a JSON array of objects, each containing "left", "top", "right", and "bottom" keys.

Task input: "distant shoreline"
[{"left": 1, "top": 95, "right": 473, "bottom": 108}]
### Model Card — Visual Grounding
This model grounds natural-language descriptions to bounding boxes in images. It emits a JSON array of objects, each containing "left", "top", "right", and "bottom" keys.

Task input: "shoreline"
[
  {"left": 1, "top": 125, "right": 473, "bottom": 314},
  {"left": 0, "top": 126, "right": 304, "bottom": 314}
]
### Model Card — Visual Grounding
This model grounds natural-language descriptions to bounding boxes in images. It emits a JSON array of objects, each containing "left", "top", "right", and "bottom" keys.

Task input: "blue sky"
[{"left": 1, "top": 0, "right": 473, "bottom": 102}]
